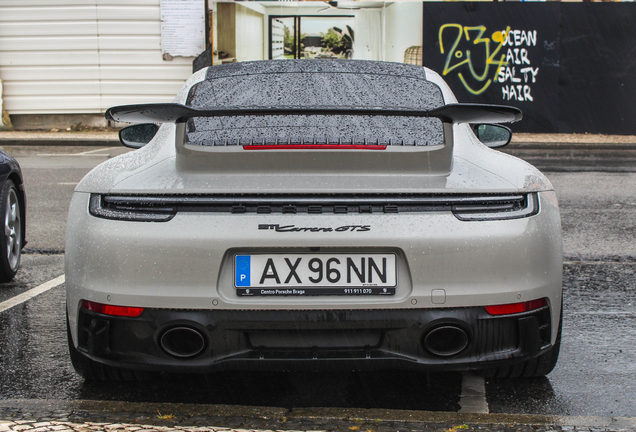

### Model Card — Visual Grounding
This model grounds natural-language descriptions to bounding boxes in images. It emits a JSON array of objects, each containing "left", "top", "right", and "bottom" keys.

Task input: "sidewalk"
[
  {"left": 0, "top": 131, "right": 119, "bottom": 147},
  {"left": 2, "top": 400, "right": 636, "bottom": 432},
  {"left": 2, "top": 130, "right": 636, "bottom": 149}
]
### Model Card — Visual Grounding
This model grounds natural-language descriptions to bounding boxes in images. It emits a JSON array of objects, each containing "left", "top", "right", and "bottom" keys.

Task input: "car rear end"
[{"left": 65, "top": 61, "right": 562, "bottom": 378}]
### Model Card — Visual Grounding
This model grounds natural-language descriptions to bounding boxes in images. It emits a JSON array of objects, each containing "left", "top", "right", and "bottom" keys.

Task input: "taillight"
[
  {"left": 452, "top": 193, "right": 539, "bottom": 221},
  {"left": 485, "top": 298, "right": 548, "bottom": 315},
  {"left": 81, "top": 300, "right": 144, "bottom": 317}
]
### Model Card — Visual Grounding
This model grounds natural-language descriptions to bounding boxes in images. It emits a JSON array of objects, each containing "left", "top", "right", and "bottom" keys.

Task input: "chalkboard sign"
[
  {"left": 422, "top": 3, "right": 636, "bottom": 134},
  {"left": 422, "top": 3, "right": 560, "bottom": 133}
]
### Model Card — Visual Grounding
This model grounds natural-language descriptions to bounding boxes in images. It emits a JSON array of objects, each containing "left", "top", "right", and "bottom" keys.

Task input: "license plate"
[{"left": 234, "top": 253, "right": 397, "bottom": 296}]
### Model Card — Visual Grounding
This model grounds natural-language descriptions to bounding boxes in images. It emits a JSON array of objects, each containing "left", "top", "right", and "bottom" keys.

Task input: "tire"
[
  {"left": 0, "top": 180, "right": 22, "bottom": 282},
  {"left": 483, "top": 307, "right": 562, "bottom": 379},
  {"left": 66, "top": 310, "right": 153, "bottom": 381}
]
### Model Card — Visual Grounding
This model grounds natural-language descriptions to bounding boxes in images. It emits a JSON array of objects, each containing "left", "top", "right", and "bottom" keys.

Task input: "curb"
[
  {"left": 0, "top": 138, "right": 119, "bottom": 147},
  {"left": 510, "top": 141, "right": 636, "bottom": 150},
  {"left": 0, "top": 132, "right": 119, "bottom": 147},
  {"left": 1, "top": 400, "right": 636, "bottom": 431}
]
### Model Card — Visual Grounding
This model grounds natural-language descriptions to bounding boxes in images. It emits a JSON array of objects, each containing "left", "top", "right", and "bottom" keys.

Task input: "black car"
[{"left": 0, "top": 148, "right": 25, "bottom": 282}]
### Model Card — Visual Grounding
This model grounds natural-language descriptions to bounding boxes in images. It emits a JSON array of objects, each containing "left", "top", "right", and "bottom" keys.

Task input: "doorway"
[{"left": 269, "top": 15, "right": 355, "bottom": 60}]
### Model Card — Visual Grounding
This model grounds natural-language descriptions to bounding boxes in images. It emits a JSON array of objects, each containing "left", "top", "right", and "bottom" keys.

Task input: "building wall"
[
  {"left": 0, "top": 1, "right": 417, "bottom": 122},
  {"left": 384, "top": 2, "right": 422, "bottom": 64},
  {"left": 217, "top": 2, "right": 236, "bottom": 60},
  {"left": 0, "top": 0, "right": 194, "bottom": 117},
  {"left": 235, "top": 3, "right": 264, "bottom": 62}
]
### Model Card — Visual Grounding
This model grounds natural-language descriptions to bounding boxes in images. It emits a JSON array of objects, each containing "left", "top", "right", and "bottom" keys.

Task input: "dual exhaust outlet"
[
  {"left": 160, "top": 326, "right": 207, "bottom": 358},
  {"left": 159, "top": 323, "right": 470, "bottom": 359},
  {"left": 422, "top": 324, "right": 470, "bottom": 357}
]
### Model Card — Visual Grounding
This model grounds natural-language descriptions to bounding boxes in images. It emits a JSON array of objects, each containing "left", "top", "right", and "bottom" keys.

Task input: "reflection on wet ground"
[
  {"left": 487, "top": 261, "right": 636, "bottom": 417},
  {"left": 0, "top": 281, "right": 461, "bottom": 412},
  {"left": 1, "top": 260, "right": 635, "bottom": 417}
]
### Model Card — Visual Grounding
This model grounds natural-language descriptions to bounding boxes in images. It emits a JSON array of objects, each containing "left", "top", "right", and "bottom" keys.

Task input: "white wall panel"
[
  {"left": 1, "top": 36, "right": 99, "bottom": 51},
  {"left": 0, "top": 0, "right": 97, "bottom": 6},
  {"left": 4, "top": 81, "right": 101, "bottom": 96},
  {"left": 3, "top": 96, "right": 103, "bottom": 113},
  {"left": 0, "top": 66, "right": 100, "bottom": 81},
  {"left": 98, "top": 50, "right": 191, "bottom": 65},
  {"left": 0, "top": 67, "right": 185, "bottom": 86},
  {"left": 97, "top": 21, "right": 159, "bottom": 35},
  {"left": 0, "top": 6, "right": 98, "bottom": 22},
  {"left": 99, "top": 65, "right": 191, "bottom": 80},
  {"left": 98, "top": 36, "right": 161, "bottom": 51},
  {"left": 0, "top": 51, "right": 100, "bottom": 66},
  {"left": 100, "top": 81, "right": 184, "bottom": 96},
  {"left": 235, "top": 3, "right": 264, "bottom": 62},
  {"left": 0, "top": 21, "right": 97, "bottom": 36},
  {"left": 0, "top": 0, "right": 195, "bottom": 115},
  {"left": 384, "top": 2, "right": 422, "bottom": 64},
  {"left": 96, "top": 5, "right": 160, "bottom": 20},
  {"left": 97, "top": 0, "right": 159, "bottom": 5}
]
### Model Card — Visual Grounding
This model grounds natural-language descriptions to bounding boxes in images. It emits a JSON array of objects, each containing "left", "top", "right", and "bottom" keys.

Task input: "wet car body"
[
  {"left": 65, "top": 60, "right": 562, "bottom": 380},
  {"left": 0, "top": 148, "right": 25, "bottom": 282}
]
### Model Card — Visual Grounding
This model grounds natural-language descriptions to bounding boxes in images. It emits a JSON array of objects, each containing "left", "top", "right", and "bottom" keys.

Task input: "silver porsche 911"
[{"left": 65, "top": 60, "right": 562, "bottom": 381}]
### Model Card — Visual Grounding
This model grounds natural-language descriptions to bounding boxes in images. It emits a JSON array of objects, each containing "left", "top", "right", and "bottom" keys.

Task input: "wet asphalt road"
[
  {"left": 0, "top": 145, "right": 635, "bottom": 419},
  {"left": 488, "top": 261, "right": 636, "bottom": 417},
  {"left": 1, "top": 257, "right": 634, "bottom": 417}
]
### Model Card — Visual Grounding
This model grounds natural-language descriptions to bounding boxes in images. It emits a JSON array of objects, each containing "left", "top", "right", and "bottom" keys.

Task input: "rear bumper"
[
  {"left": 74, "top": 304, "right": 554, "bottom": 373},
  {"left": 66, "top": 191, "right": 563, "bottom": 345}
]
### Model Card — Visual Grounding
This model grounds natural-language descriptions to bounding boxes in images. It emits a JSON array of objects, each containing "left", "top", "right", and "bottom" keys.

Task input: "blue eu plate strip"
[{"left": 235, "top": 255, "right": 251, "bottom": 287}]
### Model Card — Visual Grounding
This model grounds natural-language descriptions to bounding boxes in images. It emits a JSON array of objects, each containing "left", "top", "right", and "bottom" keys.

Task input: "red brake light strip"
[{"left": 243, "top": 145, "right": 386, "bottom": 150}]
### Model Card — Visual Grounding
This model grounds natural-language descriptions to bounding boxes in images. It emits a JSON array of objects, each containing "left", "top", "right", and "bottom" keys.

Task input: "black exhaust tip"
[
  {"left": 423, "top": 325, "right": 469, "bottom": 357},
  {"left": 160, "top": 326, "right": 206, "bottom": 358}
]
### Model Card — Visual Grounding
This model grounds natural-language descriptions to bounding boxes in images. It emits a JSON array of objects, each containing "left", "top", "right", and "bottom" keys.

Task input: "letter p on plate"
[{"left": 235, "top": 255, "right": 251, "bottom": 287}]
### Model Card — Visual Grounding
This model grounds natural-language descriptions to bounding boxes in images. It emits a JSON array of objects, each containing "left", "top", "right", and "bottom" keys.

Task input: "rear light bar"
[
  {"left": 485, "top": 298, "right": 548, "bottom": 315},
  {"left": 243, "top": 145, "right": 386, "bottom": 150},
  {"left": 81, "top": 300, "right": 144, "bottom": 317},
  {"left": 90, "top": 193, "right": 536, "bottom": 221}
]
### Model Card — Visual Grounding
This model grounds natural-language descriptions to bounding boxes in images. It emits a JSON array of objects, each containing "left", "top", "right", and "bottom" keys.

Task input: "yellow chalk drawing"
[{"left": 438, "top": 24, "right": 510, "bottom": 95}]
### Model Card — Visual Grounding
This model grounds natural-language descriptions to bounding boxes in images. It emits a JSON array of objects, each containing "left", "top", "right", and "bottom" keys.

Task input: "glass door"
[
  {"left": 270, "top": 16, "right": 354, "bottom": 60},
  {"left": 270, "top": 17, "right": 299, "bottom": 59}
]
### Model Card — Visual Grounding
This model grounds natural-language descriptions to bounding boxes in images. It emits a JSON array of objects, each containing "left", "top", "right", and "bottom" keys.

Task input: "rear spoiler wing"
[{"left": 105, "top": 103, "right": 522, "bottom": 125}]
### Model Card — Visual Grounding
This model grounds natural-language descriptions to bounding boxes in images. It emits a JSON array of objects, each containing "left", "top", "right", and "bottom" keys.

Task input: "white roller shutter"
[{"left": 0, "top": 0, "right": 195, "bottom": 115}]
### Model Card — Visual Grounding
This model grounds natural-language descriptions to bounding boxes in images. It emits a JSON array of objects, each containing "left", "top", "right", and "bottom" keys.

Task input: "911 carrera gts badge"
[{"left": 258, "top": 224, "right": 370, "bottom": 232}]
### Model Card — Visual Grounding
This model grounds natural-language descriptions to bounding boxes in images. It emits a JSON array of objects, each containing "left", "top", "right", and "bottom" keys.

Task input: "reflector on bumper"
[
  {"left": 485, "top": 298, "right": 548, "bottom": 315},
  {"left": 81, "top": 300, "right": 144, "bottom": 317}
]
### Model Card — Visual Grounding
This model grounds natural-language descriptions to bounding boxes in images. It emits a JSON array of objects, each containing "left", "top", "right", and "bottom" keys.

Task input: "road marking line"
[
  {"left": 78, "top": 147, "right": 114, "bottom": 155},
  {"left": 37, "top": 153, "right": 110, "bottom": 157},
  {"left": 0, "top": 274, "right": 65, "bottom": 314},
  {"left": 459, "top": 372, "right": 489, "bottom": 414}
]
